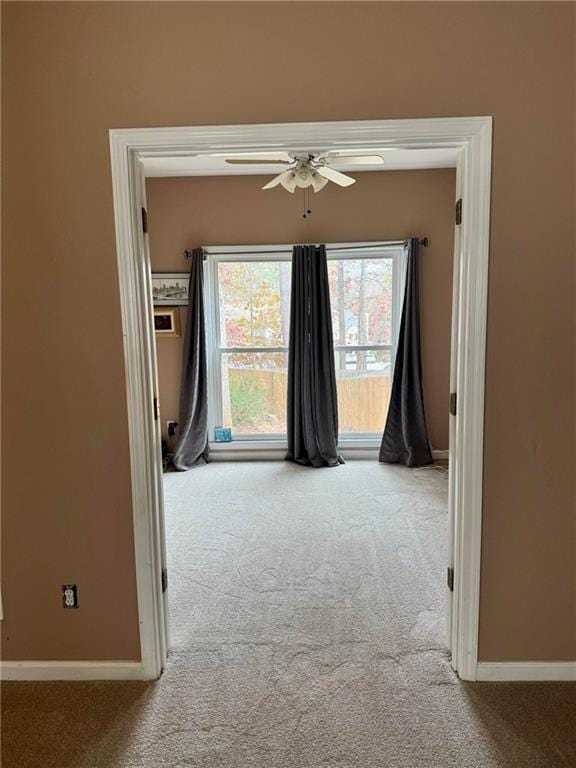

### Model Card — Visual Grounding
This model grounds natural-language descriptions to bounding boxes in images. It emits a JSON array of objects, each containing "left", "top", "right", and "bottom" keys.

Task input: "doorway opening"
[{"left": 109, "top": 118, "right": 492, "bottom": 681}]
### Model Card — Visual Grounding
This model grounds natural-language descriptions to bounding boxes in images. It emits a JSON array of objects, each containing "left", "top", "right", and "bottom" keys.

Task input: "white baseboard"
[
  {"left": 7, "top": 660, "right": 573, "bottom": 683},
  {"left": 476, "top": 661, "right": 576, "bottom": 682},
  {"left": 0, "top": 660, "right": 145, "bottom": 681},
  {"left": 210, "top": 449, "right": 284, "bottom": 461},
  {"left": 209, "top": 447, "right": 449, "bottom": 462}
]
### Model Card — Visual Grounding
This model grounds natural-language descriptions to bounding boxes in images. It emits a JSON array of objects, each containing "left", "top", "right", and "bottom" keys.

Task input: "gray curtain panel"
[
  {"left": 172, "top": 248, "right": 210, "bottom": 470},
  {"left": 379, "top": 238, "right": 433, "bottom": 467},
  {"left": 286, "top": 245, "right": 343, "bottom": 467}
]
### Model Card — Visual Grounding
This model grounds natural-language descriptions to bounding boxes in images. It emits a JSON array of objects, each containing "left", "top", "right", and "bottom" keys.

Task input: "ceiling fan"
[{"left": 223, "top": 151, "right": 389, "bottom": 193}]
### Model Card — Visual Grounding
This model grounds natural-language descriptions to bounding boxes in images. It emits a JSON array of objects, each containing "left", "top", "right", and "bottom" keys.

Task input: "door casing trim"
[{"left": 109, "top": 117, "right": 492, "bottom": 681}]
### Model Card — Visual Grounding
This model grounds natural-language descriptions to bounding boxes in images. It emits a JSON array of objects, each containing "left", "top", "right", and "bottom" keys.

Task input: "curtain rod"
[{"left": 185, "top": 238, "right": 428, "bottom": 259}]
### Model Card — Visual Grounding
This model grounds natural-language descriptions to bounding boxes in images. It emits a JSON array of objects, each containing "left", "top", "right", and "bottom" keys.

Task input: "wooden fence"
[{"left": 228, "top": 368, "right": 391, "bottom": 434}]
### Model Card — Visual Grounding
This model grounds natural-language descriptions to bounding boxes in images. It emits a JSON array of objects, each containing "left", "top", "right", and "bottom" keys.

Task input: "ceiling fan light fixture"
[
  {"left": 311, "top": 173, "right": 329, "bottom": 192},
  {"left": 280, "top": 172, "right": 297, "bottom": 193},
  {"left": 294, "top": 166, "right": 314, "bottom": 188},
  {"left": 262, "top": 169, "right": 295, "bottom": 190}
]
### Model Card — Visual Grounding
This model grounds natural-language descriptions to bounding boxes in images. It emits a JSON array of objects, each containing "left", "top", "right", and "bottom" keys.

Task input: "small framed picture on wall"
[
  {"left": 154, "top": 307, "right": 181, "bottom": 338},
  {"left": 151, "top": 273, "right": 189, "bottom": 305}
]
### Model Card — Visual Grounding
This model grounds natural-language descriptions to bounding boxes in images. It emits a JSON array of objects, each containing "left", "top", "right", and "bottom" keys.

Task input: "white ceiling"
[{"left": 142, "top": 147, "right": 459, "bottom": 178}]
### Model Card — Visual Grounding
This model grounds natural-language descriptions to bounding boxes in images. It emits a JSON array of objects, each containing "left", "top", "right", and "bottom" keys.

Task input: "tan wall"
[
  {"left": 2, "top": 2, "right": 574, "bottom": 663},
  {"left": 147, "top": 170, "right": 456, "bottom": 451}
]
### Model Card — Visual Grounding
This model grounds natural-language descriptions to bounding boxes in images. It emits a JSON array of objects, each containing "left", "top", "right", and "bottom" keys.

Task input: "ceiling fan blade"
[
  {"left": 226, "top": 159, "right": 294, "bottom": 165},
  {"left": 262, "top": 170, "right": 294, "bottom": 190},
  {"left": 316, "top": 166, "right": 356, "bottom": 187},
  {"left": 224, "top": 152, "right": 294, "bottom": 165},
  {"left": 324, "top": 155, "right": 385, "bottom": 166},
  {"left": 325, "top": 148, "right": 398, "bottom": 156}
]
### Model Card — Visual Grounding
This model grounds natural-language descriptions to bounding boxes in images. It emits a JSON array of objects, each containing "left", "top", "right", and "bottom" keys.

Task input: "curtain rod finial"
[{"left": 419, "top": 237, "right": 429, "bottom": 248}]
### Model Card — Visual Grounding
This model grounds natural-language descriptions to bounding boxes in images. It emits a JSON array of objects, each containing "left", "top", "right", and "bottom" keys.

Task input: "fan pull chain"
[{"left": 302, "top": 187, "right": 312, "bottom": 219}]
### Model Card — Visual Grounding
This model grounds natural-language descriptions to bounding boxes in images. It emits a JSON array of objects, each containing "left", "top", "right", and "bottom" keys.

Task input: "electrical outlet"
[
  {"left": 62, "top": 584, "right": 79, "bottom": 609},
  {"left": 167, "top": 420, "right": 178, "bottom": 437}
]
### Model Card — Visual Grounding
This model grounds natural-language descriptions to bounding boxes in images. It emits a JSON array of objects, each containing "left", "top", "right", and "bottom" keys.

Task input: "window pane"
[
  {"left": 221, "top": 351, "right": 288, "bottom": 434},
  {"left": 218, "top": 261, "right": 291, "bottom": 347},
  {"left": 328, "top": 258, "right": 393, "bottom": 346},
  {"left": 335, "top": 349, "right": 392, "bottom": 433}
]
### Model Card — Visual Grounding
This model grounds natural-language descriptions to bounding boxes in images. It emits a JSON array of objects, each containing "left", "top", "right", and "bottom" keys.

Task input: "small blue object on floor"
[{"left": 214, "top": 427, "right": 232, "bottom": 442}]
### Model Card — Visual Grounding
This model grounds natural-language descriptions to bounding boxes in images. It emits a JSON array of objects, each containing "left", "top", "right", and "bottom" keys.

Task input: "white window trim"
[{"left": 204, "top": 241, "right": 405, "bottom": 446}]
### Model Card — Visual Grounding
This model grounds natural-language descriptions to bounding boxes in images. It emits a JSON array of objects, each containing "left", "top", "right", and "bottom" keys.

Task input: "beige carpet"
[{"left": 3, "top": 461, "right": 575, "bottom": 767}]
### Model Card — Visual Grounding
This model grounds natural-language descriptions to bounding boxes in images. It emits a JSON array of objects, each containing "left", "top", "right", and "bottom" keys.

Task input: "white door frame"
[{"left": 109, "top": 117, "right": 492, "bottom": 681}]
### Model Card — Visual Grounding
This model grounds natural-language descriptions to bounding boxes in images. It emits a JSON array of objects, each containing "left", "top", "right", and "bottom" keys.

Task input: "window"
[
  {"left": 328, "top": 255, "right": 402, "bottom": 436},
  {"left": 208, "top": 257, "right": 291, "bottom": 438},
  {"left": 206, "top": 244, "right": 405, "bottom": 442}
]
